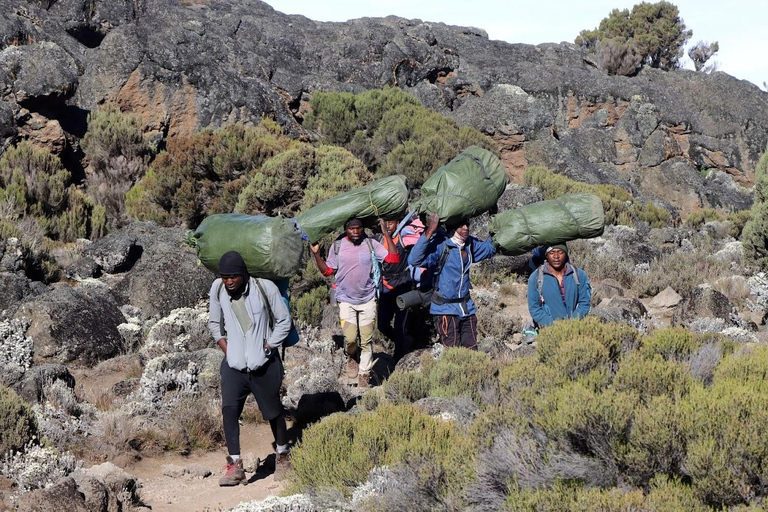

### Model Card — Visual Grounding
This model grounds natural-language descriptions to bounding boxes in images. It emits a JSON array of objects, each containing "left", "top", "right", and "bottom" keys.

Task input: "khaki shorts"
[{"left": 339, "top": 299, "right": 377, "bottom": 326}]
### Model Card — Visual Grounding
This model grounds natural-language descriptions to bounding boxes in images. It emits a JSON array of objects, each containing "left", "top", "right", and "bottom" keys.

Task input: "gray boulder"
[{"left": 14, "top": 285, "right": 125, "bottom": 366}]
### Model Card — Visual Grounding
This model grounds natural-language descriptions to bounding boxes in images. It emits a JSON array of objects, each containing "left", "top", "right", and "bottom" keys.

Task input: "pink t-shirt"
[{"left": 326, "top": 237, "right": 388, "bottom": 305}]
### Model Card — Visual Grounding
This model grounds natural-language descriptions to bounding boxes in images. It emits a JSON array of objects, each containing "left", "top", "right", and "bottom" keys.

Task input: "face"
[
  {"left": 383, "top": 220, "right": 398, "bottom": 236},
  {"left": 220, "top": 274, "right": 244, "bottom": 293},
  {"left": 545, "top": 249, "right": 567, "bottom": 271},
  {"left": 454, "top": 220, "right": 470, "bottom": 240},
  {"left": 345, "top": 222, "right": 364, "bottom": 243}
]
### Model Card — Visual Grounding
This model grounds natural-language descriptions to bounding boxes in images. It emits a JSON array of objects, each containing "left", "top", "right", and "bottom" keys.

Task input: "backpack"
[
  {"left": 217, "top": 277, "right": 299, "bottom": 359},
  {"left": 333, "top": 237, "right": 383, "bottom": 299}
]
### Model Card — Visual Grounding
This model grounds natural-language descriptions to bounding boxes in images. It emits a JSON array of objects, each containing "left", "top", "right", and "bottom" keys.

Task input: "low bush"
[
  {"left": 290, "top": 404, "right": 474, "bottom": 499},
  {"left": 0, "top": 384, "right": 39, "bottom": 456},
  {"left": 632, "top": 246, "right": 728, "bottom": 298},
  {"left": 504, "top": 480, "right": 645, "bottom": 512},
  {"left": 640, "top": 327, "right": 702, "bottom": 362},
  {"left": 536, "top": 317, "right": 637, "bottom": 369},
  {"left": 613, "top": 353, "right": 692, "bottom": 404}
]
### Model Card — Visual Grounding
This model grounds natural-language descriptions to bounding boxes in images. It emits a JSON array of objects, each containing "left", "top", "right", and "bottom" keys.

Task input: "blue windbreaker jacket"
[
  {"left": 408, "top": 233, "right": 495, "bottom": 318},
  {"left": 527, "top": 262, "right": 591, "bottom": 328}
]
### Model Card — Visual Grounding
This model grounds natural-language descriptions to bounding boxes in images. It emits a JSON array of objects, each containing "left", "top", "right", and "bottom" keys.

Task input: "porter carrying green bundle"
[
  {"left": 491, "top": 193, "right": 604, "bottom": 255},
  {"left": 194, "top": 214, "right": 304, "bottom": 280},
  {"left": 412, "top": 146, "right": 508, "bottom": 226},
  {"left": 296, "top": 175, "right": 409, "bottom": 244}
]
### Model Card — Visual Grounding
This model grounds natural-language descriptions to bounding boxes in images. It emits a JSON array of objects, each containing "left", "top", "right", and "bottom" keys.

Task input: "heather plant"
[
  {"left": 613, "top": 353, "right": 692, "bottom": 404},
  {"left": 685, "top": 207, "right": 724, "bottom": 229},
  {"left": 81, "top": 103, "right": 151, "bottom": 231},
  {"left": 289, "top": 403, "right": 474, "bottom": 499},
  {"left": 126, "top": 120, "right": 291, "bottom": 227},
  {"left": 0, "top": 384, "right": 39, "bottom": 457},
  {"left": 640, "top": 327, "right": 702, "bottom": 362},
  {"left": 504, "top": 479, "right": 645, "bottom": 511},
  {"left": 632, "top": 245, "right": 728, "bottom": 298},
  {"left": 305, "top": 87, "right": 494, "bottom": 187},
  {"left": 742, "top": 143, "right": 768, "bottom": 267},
  {"left": 535, "top": 317, "right": 637, "bottom": 368},
  {"left": 576, "top": 1, "right": 692, "bottom": 71},
  {"left": 524, "top": 166, "right": 671, "bottom": 227}
]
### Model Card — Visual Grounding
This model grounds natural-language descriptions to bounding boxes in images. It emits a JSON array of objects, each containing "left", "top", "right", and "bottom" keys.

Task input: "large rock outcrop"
[{"left": 0, "top": 0, "right": 765, "bottom": 217}]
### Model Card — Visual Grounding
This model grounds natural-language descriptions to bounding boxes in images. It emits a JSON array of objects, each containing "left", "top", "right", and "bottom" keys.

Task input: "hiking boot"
[
  {"left": 346, "top": 357, "right": 359, "bottom": 379},
  {"left": 358, "top": 372, "right": 370, "bottom": 389},
  {"left": 273, "top": 452, "right": 291, "bottom": 481},
  {"left": 219, "top": 456, "right": 246, "bottom": 486}
]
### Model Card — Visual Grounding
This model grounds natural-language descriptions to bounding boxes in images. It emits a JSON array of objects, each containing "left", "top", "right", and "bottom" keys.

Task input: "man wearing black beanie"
[{"left": 208, "top": 251, "right": 292, "bottom": 486}]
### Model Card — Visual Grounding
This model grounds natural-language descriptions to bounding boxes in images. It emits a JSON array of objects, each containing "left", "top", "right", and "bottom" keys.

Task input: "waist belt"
[{"left": 431, "top": 291, "right": 470, "bottom": 306}]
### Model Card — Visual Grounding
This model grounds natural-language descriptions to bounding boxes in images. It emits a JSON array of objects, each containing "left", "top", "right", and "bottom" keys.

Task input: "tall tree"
[{"left": 576, "top": 1, "right": 693, "bottom": 73}]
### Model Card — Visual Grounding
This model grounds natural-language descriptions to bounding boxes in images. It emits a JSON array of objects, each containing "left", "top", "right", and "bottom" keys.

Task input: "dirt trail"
[{"left": 124, "top": 422, "right": 284, "bottom": 512}]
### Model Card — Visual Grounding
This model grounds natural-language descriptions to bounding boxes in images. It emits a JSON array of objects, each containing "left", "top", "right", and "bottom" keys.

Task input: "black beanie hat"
[{"left": 218, "top": 251, "right": 248, "bottom": 277}]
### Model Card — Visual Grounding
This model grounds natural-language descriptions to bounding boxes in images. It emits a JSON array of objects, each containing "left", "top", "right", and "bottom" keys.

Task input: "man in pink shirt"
[{"left": 310, "top": 218, "right": 399, "bottom": 388}]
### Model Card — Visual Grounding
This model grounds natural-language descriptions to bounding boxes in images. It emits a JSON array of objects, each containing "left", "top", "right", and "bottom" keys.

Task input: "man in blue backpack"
[
  {"left": 526, "top": 243, "right": 591, "bottom": 329},
  {"left": 408, "top": 212, "right": 495, "bottom": 350}
]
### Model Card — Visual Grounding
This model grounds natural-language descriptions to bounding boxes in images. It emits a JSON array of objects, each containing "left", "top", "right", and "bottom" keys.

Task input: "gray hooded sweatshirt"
[{"left": 208, "top": 277, "right": 291, "bottom": 371}]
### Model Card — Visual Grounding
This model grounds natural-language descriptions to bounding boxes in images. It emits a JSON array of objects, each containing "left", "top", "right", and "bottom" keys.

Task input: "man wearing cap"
[
  {"left": 526, "top": 243, "right": 591, "bottom": 329},
  {"left": 310, "top": 217, "right": 399, "bottom": 388},
  {"left": 208, "top": 251, "right": 292, "bottom": 486},
  {"left": 408, "top": 212, "right": 496, "bottom": 350}
]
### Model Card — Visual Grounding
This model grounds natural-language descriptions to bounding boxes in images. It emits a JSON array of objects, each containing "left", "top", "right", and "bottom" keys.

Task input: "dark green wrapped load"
[
  {"left": 490, "top": 193, "right": 605, "bottom": 255},
  {"left": 296, "top": 175, "right": 409, "bottom": 244},
  {"left": 412, "top": 146, "right": 508, "bottom": 225},
  {"left": 194, "top": 214, "right": 304, "bottom": 280}
]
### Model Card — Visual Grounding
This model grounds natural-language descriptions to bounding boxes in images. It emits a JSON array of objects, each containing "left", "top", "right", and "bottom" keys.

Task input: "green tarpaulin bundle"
[
  {"left": 411, "top": 146, "right": 508, "bottom": 226},
  {"left": 194, "top": 214, "right": 304, "bottom": 280},
  {"left": 296, "top": 175, "right": 409, "bottom": 244},
  {"left": 490, "top": 193, "right": 605, "bottom": 255}
]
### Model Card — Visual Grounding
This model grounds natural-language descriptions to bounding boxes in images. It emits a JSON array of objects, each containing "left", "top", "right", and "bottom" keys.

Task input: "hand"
[
  {"left": 310, "top": 243, "right": 320, "bottom": 255},
  {"left": 378, "top": 218, "right": 387, "bottom": 230},
  {"left": 217, "top": 338, "right": 227, "bottom": 355},
  {"left": 425, "top": 212, "right": 440, "bottom": 237},
  {"left": 263, "top": 342, "right": 272, "bottom": 356}
]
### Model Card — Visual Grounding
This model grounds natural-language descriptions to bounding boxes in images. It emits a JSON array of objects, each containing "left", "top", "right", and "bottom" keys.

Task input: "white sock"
[
  {"left": 276, "top": 444, "right": 289, "bottom": 454},
  {"left": 230, "top": 454, "right": 241, "bottom": 461}
]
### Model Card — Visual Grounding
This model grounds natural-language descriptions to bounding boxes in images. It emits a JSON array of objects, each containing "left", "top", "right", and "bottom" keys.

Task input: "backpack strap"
[
  {"left": 537, "top": 263, "right": 581, "bottom": 310},
  {"left": 253, "top": 278, "right": 275, "bottom": 330},
  {"left": 365, "top": 238, "right": 382, "bottom": 299},
  {"left": 433, "top": 243, "right": 454, "bottom": 292},
  {"left": 217, "top": 281, "right": 227, "bottom": 336}
]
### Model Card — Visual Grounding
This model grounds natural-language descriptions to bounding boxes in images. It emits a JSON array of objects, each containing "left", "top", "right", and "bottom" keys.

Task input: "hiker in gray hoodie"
[{"left": 208, "top": 251, "right": 292, "bottom": 486}]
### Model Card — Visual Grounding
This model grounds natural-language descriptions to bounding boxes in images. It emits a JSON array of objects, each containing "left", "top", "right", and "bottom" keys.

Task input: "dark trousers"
[
  {"left": 220, "top": 355, "right": 284, "bottom": 455},
  {"left": 378, "top": 288, "right": 410, "bottom": 362},
  {"left": 433, "top": 314, "right": 478, "bottom": 350}
]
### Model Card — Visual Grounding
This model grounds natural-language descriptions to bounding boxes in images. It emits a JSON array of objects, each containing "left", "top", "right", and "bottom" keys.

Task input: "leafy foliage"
[
  {"left": 688, "top": 40, "right": 719, "bottom": 72},
  {"left": 81, "top": 103, "right": 151, "bottom": 231},
  {"left": 742, "top": 143, "right": 768, "bottom": 267},
  {"left": 0, "top": 384, "right": 39, "bottom": 456},
  {"left": 576, "top": 1, "right": 693, "bottom": 73},
  {"left": 304, "top": 87, "right": 494, "bottom": 187},
  {"left": 126, "top": 120, "right": 290, "bottom": 227}
]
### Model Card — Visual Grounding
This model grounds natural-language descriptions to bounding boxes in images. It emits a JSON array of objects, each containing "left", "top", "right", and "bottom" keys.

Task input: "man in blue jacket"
[
  {"left": 408, "top": 213, "right": 495, "bottom": 350},
  {"left": 527, "top": 243, "right": 591, "bottom": 328}
]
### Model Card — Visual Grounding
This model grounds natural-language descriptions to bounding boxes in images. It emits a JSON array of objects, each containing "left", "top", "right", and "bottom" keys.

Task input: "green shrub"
[
  {"left": 81, "top": 103, "right": 151, "bottom": 230},
  {"left": 292, "top": 285, "right": 328, "bottom": 327},
  {"left": 426, "top": 348, "right": 499, "bottom": 405},
  {"left": 524, "top": 166, "right": 671, "bottom": 227},
  {"left": 617, "top": 394, "right": 688, "bottom": 486},
  {"left": 305, "top": 87, "right": 494, "bottom": 188},
  {"left": 742, "top": 143, "right": 768, "bottom": 267},
  {"left": 685, "top": 208, "right": 724, "bottom": 229},
  {"left": 613, "top": 353, "right": 692, "bottom": 404},
  {"left": 727, "top": 209, "right": 750, "bottom": 239},
  {"left": 546, "top": 335, "right": 613, "bottom": 382},
  {"left": 382, "top": 370, "right": 430, "bottom": 404},
  {"left": 300, "top": 145, "right": 373, "bottom": 211},
  {"left": 536, "top": 317, "right": 637, "bottom": 369},
  {"left": 645, "top": 475, "right": 709, "bottom": 512},
  {"left": 640, "top": 327, "right": 702, "bottom": 362},
  {"left": 290, "top": 404, "right": 474, "bottom": 497},
  {"left": 0, "top": 385, "right": 39, "bottom": 456},
  {"left": 127, "top": 121, "right": 291, "bottom": 227},
  {"left": 504, "top": 480, "right": 645, "bottom": 511}
]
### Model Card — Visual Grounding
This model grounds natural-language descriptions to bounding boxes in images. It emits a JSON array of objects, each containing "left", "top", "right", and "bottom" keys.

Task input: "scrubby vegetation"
[
  {"left": 289, "top": 319, "right": 768, "bottom": 509},
  {"left": 304, "top": 87, "right": 494, "bottom": 187},
  {"left": 0, "top": 384, "right": 39, "bottom": 456},
  {"left": 742, "top": 143, "right": 768, "bottom": 267}
]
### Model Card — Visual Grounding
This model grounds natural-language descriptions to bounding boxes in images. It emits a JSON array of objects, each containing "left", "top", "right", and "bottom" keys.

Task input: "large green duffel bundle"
[
  {"left": 296, "top": 175, "right": 409, "bottom": 244},
  {"left": 194, "top": 214, "right": 304, "bottom": 280},
  {"left": 491, "top": 193, "right": 605, "bottom": 255},
  {"left": 411, "top": 146, "right": 508, "bottom": 226}
]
